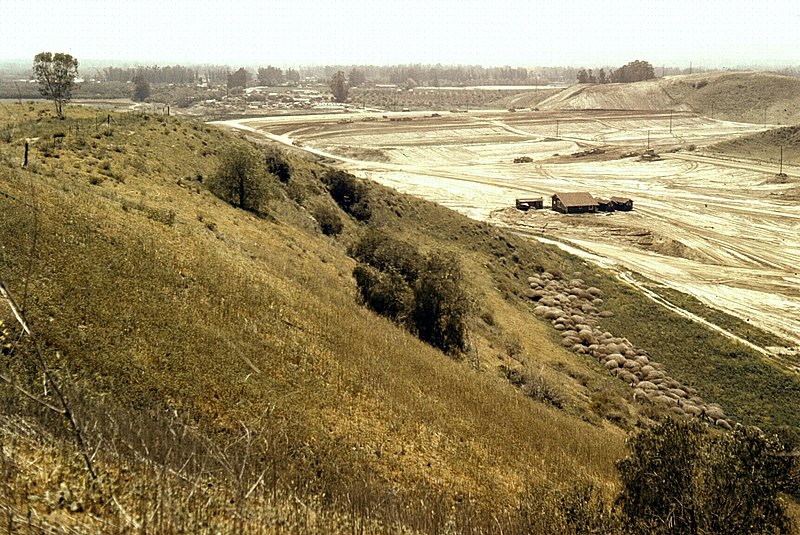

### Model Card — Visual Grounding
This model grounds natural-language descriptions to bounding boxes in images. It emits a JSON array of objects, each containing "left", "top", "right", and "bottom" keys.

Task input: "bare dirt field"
[{"left": 215, "top": 109, "right": 800, "bottom": 356}]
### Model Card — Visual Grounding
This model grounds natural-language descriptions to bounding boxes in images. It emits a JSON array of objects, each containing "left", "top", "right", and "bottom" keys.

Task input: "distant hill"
[
  {"left": 498, "top": 71, "right": 800, "bottom": 124},
  {"left": 709, "top": 124, "right": 800, "bottom": 186}
]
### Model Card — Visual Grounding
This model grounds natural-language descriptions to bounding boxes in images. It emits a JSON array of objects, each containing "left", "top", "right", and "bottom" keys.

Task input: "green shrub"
[
  {"left": 349, "top": 235, "right": 469, "bottom": 356},
  {"left": 323, "top": 170, "right": 371, "bottom": 222},
  {"left": 412, "top": 253, "right": 470, "bottom": 355},
  {"left": 208, "top": 144, "right": 270, "bottom": 213},
  {"left": 617, "top": 419, "right": 794, "bottom": 534},
  {"left": 352, "top": 264, "right": 413, "bottom": 321},
  {"left": 313, "top": 205, "right": 343, "bottom": 236},
  {"left": 265, "top": 149, "right": 292, "bottom": 183},
  {"left": 698, "top": 426, "right": 793, "bottom": 534},
  {"left": 349, "top": 229, "right": 423, "bottom": 283}
]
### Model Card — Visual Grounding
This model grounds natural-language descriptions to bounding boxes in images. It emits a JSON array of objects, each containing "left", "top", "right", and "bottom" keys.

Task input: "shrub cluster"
[
  {"left": 313, "top": 205, "right": 344, "bottom": 236},
  {"left": 617, "top": 419, "right": 794, "bottom": 534},
  {"left": 323, "top": 170, "right": 371, "bottom": 222},
  {"left": 208, "top": 144, "right": 272, "bottom": 213},
  {"left": 349, "top": 230, "right": 469, "bottom": 355},
  {"left": 264, "top": 149, "right": 292, "bottom": 183}
]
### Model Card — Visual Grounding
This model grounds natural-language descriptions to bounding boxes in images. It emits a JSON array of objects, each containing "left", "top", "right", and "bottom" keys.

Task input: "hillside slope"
[
  {"left": 0, "top": 102, "right": 633, "bottom": 532},
  {"left": 504, "top": 71, "right": 800, "bottom": 124},
  {"left": 0, "top": 102, "right": 797, "bottom": 532}
]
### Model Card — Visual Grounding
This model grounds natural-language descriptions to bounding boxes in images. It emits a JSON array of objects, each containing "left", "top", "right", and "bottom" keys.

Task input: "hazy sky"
[{"left": 2, "top": 0, "right": 800, "bottom": 68}]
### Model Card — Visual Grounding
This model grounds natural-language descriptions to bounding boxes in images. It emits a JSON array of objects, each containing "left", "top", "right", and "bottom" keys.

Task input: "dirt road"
[{"left": 214, "top": 110, "right": 800, "bottom": 355}]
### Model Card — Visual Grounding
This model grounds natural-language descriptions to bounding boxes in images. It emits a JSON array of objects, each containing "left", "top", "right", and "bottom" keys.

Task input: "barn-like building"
[{"left": 551, "top": 192, "right": 599, "bottom": 214}]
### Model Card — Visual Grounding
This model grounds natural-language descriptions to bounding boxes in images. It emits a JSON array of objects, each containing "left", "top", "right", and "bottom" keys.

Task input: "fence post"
[{"left": 22, "top": 141, "right": 28, "bottom": 168}]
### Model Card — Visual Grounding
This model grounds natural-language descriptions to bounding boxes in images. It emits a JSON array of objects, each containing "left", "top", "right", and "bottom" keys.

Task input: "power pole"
[
  {"left": 555, "top": 119, "right": 559, "bottom": 138},
  {"left": 647, "top": 130, "right": 650, "bottom": 149},
  {"left": 669, "top": 110, "right": 673, "bottom": 134},
  {"left": 780, "top": 146, "right": 784, "bottom": 175}
]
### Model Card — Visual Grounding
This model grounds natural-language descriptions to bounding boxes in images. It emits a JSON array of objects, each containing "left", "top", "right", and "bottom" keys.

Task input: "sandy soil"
[{"left": 215, "top": 109, "right": 800, "bottom": 355}]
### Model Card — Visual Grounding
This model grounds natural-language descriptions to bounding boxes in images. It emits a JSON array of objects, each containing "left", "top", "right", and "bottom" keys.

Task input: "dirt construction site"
[{"left": 216, "top": 108, "right": 800, "bottom": 360}]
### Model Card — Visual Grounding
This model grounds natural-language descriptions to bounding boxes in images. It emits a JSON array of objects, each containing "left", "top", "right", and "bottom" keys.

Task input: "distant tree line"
[
  {"left": 102, "top": 65, "right": 230, "bottom": 84},
  {"left": 317, "top": 64, "right": 550, "bottom": 86},
  {"left": 92, "top": 60, "right": 713, "bottom": 92},
  {"left": 256, "top": 65, "right": 301, "bottom": 86},
  {"left": 577, "top": 60, "right": 657, "bottom": 84}
]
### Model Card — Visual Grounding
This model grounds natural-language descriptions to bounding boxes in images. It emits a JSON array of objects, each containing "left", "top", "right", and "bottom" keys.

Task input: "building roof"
[
  {"left": 553, "top": 192, "right": 598, "bottom": 207},
  {"left": 516, "top": 197, "right": 543, "bottom": 202},
  {"left": 610, "top": 196, "right": 633, "bottom": 204}
]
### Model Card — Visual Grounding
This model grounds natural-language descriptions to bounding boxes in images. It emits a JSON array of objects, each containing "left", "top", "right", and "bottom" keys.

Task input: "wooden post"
[
  {"left": 107, "top": 114, "right": 111, "bottom": 127},
  {"left": 22, "top": 141, "right": 28, "bottom": 168}
]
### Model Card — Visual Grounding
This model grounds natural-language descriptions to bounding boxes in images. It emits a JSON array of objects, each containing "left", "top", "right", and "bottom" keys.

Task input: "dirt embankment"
[{"left": 504, "top": 71, "right": 800, "bottom": 124}]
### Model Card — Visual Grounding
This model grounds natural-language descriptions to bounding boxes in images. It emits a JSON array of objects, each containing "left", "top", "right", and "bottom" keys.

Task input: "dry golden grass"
[{"left": 0, "top": 102, "right": 633, "bottom": 532}]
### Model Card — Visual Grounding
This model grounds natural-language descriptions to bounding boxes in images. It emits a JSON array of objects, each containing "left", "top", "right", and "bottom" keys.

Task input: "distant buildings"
[
  {"left": 516, "top": 192, "right": 633, "bottom": 213},
  {"left": 515, "top": 197, "right": 544, "bottom": 211},
  {"left": 551, "top": 192, "right": 600, "bottom": 214}
]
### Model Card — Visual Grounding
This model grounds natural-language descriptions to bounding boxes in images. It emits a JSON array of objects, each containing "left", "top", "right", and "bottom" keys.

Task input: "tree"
[
  {"left": 577, "top": 68, "right": 590, "bottom": 84},
  {"left": 610, "top": 60, "right": 655, "bottom": 83},
  {"left": 208, "top": 144, "right": 270, "bottom": 213},
  {"left": 257, "top": 65, "right": 284, "bottom": 86},
  {"left": 329, "top": 70, "right": 348, "bottom": 102},
  {"left": 285, "top": 68, "right": 301, "bottom": 85},
  {"left": 227, "top": 67, "right": 249, "bottom": 89},
  {"left": 131, "top": 72, "right": 150, "bottom": 102},
  {"left": 348, "top": 68, "right": 366, "bottom": 87},
  {"left": 597, "top": 68, "right": 607, "bottom": 84},
  {"left": 33, "top": 52, "right": 79, "bottom": 118}
]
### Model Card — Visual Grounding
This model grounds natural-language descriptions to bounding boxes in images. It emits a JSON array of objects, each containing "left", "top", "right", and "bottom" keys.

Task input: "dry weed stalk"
[{"left": 0, "top": 281, "right": 96, "bottom": 480}]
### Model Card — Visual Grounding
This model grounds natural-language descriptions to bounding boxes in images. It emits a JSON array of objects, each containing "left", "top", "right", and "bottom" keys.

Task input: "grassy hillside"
[
  {"left": 0, "top": 101, "right": 797, "bottom": 532},
  {"left": 709, "top": 123, "right": 800, "bottom": 165}
]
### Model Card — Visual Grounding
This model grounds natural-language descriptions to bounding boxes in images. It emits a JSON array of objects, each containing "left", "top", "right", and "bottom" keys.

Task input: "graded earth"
[{"left": 218, "top": 108, "right": 800, "bottom": 360}]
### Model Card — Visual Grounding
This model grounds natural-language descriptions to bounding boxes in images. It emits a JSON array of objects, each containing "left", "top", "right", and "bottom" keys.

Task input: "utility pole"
[
  {"left": 669, "top": 110, "right": 673, "bottom": 134},
  {"left": 780, "top": 146, "right": 784, "bottom": 175},
  {"left": 555, "top": 119, "right": 559, "bottom": 138},
  {"left": 647, "top": 130, "right": 650, "bottom": 149},
  {"left": 764, "top": 105, "right": 767, "bottom": 125}
]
